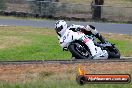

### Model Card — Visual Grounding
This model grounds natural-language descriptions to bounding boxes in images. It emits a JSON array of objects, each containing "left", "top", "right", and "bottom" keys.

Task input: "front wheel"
[{"left": 68, "top": 43, "right": 91, "bottom": 59}]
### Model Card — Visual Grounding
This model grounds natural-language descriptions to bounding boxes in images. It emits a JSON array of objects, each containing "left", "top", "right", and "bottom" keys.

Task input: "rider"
[{"left": 55, "top": 20, "right": 108, "bottom": 59}]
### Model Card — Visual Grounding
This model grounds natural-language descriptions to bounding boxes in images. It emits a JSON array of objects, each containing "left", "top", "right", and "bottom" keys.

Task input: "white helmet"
[{"left": 55, "top": 20, "right": 67, "bottom": 35}]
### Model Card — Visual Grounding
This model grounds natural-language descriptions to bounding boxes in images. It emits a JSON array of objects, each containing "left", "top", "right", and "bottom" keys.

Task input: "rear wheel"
[{"left": 68, "top": 43, "right": 91, "bottom": 59}]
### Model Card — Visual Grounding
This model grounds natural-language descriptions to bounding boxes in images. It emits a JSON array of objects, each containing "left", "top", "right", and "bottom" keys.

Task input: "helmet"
[{"left": 55, "top": 20, "right": 67, "bottom": 34}]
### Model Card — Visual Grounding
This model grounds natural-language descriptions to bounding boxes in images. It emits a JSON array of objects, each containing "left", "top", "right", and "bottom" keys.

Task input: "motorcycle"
[{"left": 60, "top": 28, "right": 120, "bottom": 59}]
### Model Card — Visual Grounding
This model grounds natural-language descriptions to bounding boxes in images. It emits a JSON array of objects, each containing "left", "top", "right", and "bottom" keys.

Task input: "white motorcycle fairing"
[
  {"left": 59, "top": 29, "right": 85, "bottom": 48},
  {"left": 59, "top": 29, "right": 108, "bottom": 59}
]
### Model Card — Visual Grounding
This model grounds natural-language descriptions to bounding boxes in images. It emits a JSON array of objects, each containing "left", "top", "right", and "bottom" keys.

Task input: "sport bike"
[{"left": 60, "top": 28, "right": 120, "bottom": 59}]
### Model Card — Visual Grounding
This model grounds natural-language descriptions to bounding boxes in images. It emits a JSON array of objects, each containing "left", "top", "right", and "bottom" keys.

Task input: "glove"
[{"left": 86, "top": 25, "right": 98, "bottom": 35}]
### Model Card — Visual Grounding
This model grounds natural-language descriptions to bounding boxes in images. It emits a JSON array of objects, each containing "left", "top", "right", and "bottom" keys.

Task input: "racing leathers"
[{"left": 57, "top": 24, "right": 108, "bottom": 59}]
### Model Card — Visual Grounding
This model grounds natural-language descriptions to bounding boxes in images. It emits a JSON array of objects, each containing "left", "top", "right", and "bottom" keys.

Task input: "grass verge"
[
  {"left": 0, "top": 26, "right": 131, "bottom": 61},
  {"left": 0, "top": 26, "right": 70, "bottom": 60},
  {"left": 0, "top": 73, "right": 131, "bottom": 88}
]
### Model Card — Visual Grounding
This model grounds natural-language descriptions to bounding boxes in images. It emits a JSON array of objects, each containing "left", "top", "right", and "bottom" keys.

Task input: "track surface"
[
  {"left": 0, "top": 18, "right": 132, "bottom": 35},
  {"left": 0, "top": 57, "right": 132, "bottom": 65}
]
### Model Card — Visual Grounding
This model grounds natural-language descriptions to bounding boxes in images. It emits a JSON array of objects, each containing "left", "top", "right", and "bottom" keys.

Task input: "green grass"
[
  {"left": 0, "top": 73, "right": 131, "bottom": 88},
  {"left": 108, "top": 39, "right": 132, "bottom": 57},
  {"left": 0, "top": 26, "right": 131, "bottom": 61},
  {"left": 0, "top": 26, "right": 71, "bottom": 61},
  {"left": 0, "top": 80, "right": 131, "bottom": 88}
]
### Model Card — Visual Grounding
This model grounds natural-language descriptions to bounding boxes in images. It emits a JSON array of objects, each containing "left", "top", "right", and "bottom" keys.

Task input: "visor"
[{"left": 55, "top": 25, "right": 63, "bottom": 32}]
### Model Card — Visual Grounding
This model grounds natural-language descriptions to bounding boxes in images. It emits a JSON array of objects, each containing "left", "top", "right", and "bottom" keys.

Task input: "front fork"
[{"left": 78, "top": 35, "right": 98, "bottom": 57}]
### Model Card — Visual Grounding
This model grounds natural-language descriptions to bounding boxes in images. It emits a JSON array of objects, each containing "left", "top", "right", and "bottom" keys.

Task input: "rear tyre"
[{"left": 107, "top": 45, "right": 120, "bottom": 59}]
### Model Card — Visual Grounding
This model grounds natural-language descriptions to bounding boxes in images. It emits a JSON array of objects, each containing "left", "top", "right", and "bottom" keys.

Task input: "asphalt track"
[
  {"left": 0, "top": 57, "right": 131, "bottom": 65},
  {"left": 0, "top": 18, "right": 132, "bottom": 35}
]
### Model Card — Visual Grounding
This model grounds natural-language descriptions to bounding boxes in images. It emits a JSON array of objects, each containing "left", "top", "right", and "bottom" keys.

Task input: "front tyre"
[{"left": 68, "top": 43, "right": 91, "bottom": 59}]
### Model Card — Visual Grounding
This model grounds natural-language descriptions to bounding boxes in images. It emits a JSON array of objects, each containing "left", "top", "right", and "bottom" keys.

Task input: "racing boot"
[{"left": 95, "top": 33, "right": 106, "bottom": 43}]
